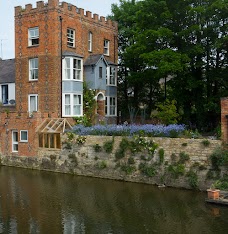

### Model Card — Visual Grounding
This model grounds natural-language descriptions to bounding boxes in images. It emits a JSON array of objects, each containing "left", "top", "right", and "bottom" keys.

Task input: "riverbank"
[{"left": 0, "top": 135, "right": 225, "bottom": 191}]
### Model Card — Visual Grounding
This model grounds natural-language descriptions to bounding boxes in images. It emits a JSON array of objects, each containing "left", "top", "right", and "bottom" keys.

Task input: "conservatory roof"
[{"left": 36, "top": 118, "right": 72, "bottom": 133}]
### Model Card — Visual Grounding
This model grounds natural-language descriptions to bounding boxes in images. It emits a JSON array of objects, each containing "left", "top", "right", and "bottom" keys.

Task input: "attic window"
[{"left": 28, "top": 27, "right": 39, "bottom": 46}]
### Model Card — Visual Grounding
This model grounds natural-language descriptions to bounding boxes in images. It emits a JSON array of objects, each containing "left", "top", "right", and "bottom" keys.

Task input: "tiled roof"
[
  {"left": 62, "top": 51, "right": 83, "bottom": 58},
  {"left": 84, "top": 54, "right": 104, "bottom": 66},
  {"left": 0, "top": 59, "right": 15, "bottom": 84}
]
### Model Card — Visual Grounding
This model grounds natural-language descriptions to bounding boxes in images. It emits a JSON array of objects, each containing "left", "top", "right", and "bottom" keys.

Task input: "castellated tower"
[
  {"left": 0, "top": 0, "right": 118, "bottom": 157},
  {"left": 14, "top": 0, "right": 118, "bottom": 117}
]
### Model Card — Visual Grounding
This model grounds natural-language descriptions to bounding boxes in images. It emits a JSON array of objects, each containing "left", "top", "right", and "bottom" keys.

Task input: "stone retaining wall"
[{"left": 0, "top": 135, "right": 223, "bottom": 191}]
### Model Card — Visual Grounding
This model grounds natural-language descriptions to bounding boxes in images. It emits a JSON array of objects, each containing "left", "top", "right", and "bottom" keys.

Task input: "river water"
[{"left": 0, "top": 166, "right": 228, "bottom": 234}]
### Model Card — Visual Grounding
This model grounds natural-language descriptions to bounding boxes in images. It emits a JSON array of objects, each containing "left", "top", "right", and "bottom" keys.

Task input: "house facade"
[{"left": 0, "top": 0, "right": 118, "bottom": 157}]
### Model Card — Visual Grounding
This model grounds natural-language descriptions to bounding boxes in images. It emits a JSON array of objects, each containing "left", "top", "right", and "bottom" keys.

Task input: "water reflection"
[{"left": 0, "top": 166, "right": 228, "bottom": 233}]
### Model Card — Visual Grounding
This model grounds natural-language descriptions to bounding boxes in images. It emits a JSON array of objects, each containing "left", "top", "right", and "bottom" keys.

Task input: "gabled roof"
[
  {"left": 84, "top": 54, "right": 109, "bottom": 66},
  {"left": 0, "top": 59, "right": 15, "bottom": 84}
]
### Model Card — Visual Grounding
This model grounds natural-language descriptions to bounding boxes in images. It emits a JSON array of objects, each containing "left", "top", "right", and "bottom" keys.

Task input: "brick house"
[{"left": 0, "top": 0, "right": 118, "bottom": 157}]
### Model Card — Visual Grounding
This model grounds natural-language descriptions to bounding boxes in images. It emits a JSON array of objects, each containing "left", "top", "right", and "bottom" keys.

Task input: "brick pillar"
[{"left": 221, "top": 97, "right": 228, "bottom": 143}]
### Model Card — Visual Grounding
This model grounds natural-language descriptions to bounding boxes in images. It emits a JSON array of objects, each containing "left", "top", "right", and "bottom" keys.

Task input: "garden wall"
[{"left": 0, "top": 135, "right": 224, "bottom": 191}]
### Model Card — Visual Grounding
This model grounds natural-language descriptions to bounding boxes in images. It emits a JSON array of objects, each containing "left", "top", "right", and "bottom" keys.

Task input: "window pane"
[
  {"left": 65, "top": 58, "right": 70, "bottom": 68},
  {"left": 13, "top": 132, "right": 18, "bottom": 142},
  {"left": 73, "top": 106, "right": 81, "bottom": 115},
  {"left": 65, "top": 95, "right": 70, "bottom": 104},
  {"left": 30, "top": 96, "right": 37, "bottom": 112},
  {"left": 13, "top": 144, "right": 18, "bottom": 151},
  {"left": 21, "top": 131, "right": 28, "bottom": 141}
]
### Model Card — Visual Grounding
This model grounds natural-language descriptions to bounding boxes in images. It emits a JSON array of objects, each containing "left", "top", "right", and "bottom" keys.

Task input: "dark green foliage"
[
  {"left": 151, "top": 100, "right": 180, "bottom": 125},
  {"left": 121, "top": 164, "right": 136, "bottom": 175},
  {"left": 171, "top": 153, "right": 177, "bottom": 162},
  {"left": 94, "top": 156, "right": 99, "bottom": 160},
  {"left": 128, "top": 157, "right": 135, "bottom": 165},
  {"left": 115, "top": 149, "right": 125, "bottom": 160},
  {"left": 206, "top": 169, "right": 221, "bottom": 180},
  {"left": 103, "top": 139, "right": 114, "bottom": 153},
  {"left": 201, "top": 140, "right": 210, "bottom": 147},
  {"left": 168, "top": 164, "right": 185, "bottom": 179},
  {"left": 158, "top": 148, "right": 164, "bottom": 164},
  {"left": 110, "top": 0, "right": 228, "bottom": 130},
  {"left": 64, "top": 142, "right": 72, "bottom": 150},
  {"left": 93, "top": 144, "right": 102, "bottom": 152},
  {"left": 178, "top": 152, "right": 190, "bottom": 164},
  {"left": 139, "top": 163, "right": 157, "bottom": 177},
  {"left": 187, "top": 171, "right": 198, "bottom": 189},
  {"left": 66, "top": 132, "right": 75, "bottom": 141},
  {"left": 182, "top": 143, "right": 187, "bottom": 147},
  {"left": 74, "top": 82, "right": 96, "bottom": 126},
  {"left": 210, "top": 148, "right": 228, "bottom": 169},
  {"left": 213, "top": 174, "right": 228, "bottom": 190},
  {"left": 96, "top": 161, "right": 107, "bottom": 169}
]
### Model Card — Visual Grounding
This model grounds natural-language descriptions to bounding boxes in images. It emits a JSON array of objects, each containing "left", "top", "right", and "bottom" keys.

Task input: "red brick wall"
[
  {"left": 3, "top": 0, "right": 118, "bottom": 157},
  {"left": 0, "top": 112, "right": 48, "bottom": 156},
  {"left": 221, "top": 97, "right": 228, "bottom": 143},
  {"left": 14, "top": 0, "right": 118, "bottom": 116}
]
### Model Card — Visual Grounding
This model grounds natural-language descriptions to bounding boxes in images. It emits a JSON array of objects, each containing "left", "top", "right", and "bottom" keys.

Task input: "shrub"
[
  {"left": 178, "top": 152, "right": 190, "bottom": 163},
  {"left": 213, "top": 174, "right": 228, "bottom": 190},
  {"left": 128, "top": 157, "right": 135, "bottom": 165},
  {"left": 64, "top": 142, "right": 72, "bottom": 150},
  {"left": 66, "top": 132, "right": 75, "bottom": 141},
  {"left": 93, "top": 144, "right": 102, "bottom": 152},
  {"left": 150, "top": 99, "right": 180, "bottom": 125},
  {"left": 187, "top": 170, "right": 198, "bottom": 189},
  {"left": 168, "top": 164, "right": 185, "bottom": 179},
  {"left": 103, "top": 139, "right": 114, "bottom": 153},
  {"left": 76, "top": 135, "right": 87, "bottom": 144},
  {"left": 171, "top": 153, "right": 177, "bottom": 162},
  {"left": 158, "top": 148, "right": 164, "bottom": 164},
  {"left": 201, "top": 139, "right": 210, "bottom": 147},
  {"left": 115, "top": 149, "right": 125, "bottom": 160},
  {"left": 121, "top": 164, "right": 136, "bottom": 175},
  {"left": 210, "top": 148, "right": 228, "bottom": 169},
  {"left": 139, "top": 163, "right": 157, "bottom": 177},
  {"left": 97, "top": 160, "right": 107, "bottom": 169}
]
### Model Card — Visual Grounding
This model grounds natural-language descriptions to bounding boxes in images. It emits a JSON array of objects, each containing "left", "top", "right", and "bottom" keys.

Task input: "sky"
[{"left": 0, "top": 0, "right": 119, "bottom": 59}]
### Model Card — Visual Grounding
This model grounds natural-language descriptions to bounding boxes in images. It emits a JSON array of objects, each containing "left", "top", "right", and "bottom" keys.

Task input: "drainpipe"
[{"left": 59, "top": 16, "right": 63, "bottom": 118}]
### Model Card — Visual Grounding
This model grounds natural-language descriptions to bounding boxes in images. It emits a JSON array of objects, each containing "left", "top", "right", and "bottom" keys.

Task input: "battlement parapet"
[{"left": 15, "top": 0, "right": 118, "bottom": 29}]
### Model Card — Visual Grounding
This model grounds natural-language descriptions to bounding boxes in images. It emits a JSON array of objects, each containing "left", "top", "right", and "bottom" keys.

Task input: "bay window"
[
  {"left": 105, "top": 96, "right": 117, "bottom": 116},
  {"left": 63, "top": 93, "right": 82, "bottom": 117},
  {"left": 63, "top": 57, "right": 83, "bottom": 81}
]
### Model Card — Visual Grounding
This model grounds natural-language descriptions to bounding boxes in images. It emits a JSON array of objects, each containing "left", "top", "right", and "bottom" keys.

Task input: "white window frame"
[
  {"left": 20, "top": 130, "right": 28, "bottom": 142},
  {"left": 28, "top": 94, "right": 38, "bottom": 113},
  {"left": 104, "top": 40, "right": 110, "bottom": 56},
  {"left": 62, "top": 93, "right": 83, "bottom": 117},
  {"left": 62, "top": 57, "right": 83, "bottom": 81},
  {"left": 29, "top": 58, "right": 38, "bottom": 80},
  {"left": 67, "top": 28, "right": 75, "bottom": 47},
  {"left": 106, "top": 66, "right": 117, "bottom": 86},
  {"left": 105, "top": 96, "right": 117, "bottom": 116},
  {"left": 12, "top": 131, "right": 18, "bottom": 152},
  {"left": 88, "top": 32, "right": 92, "bottom": 52},
  {"left": 28, "top": 27, "right": 39, "bottom": 46}
]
